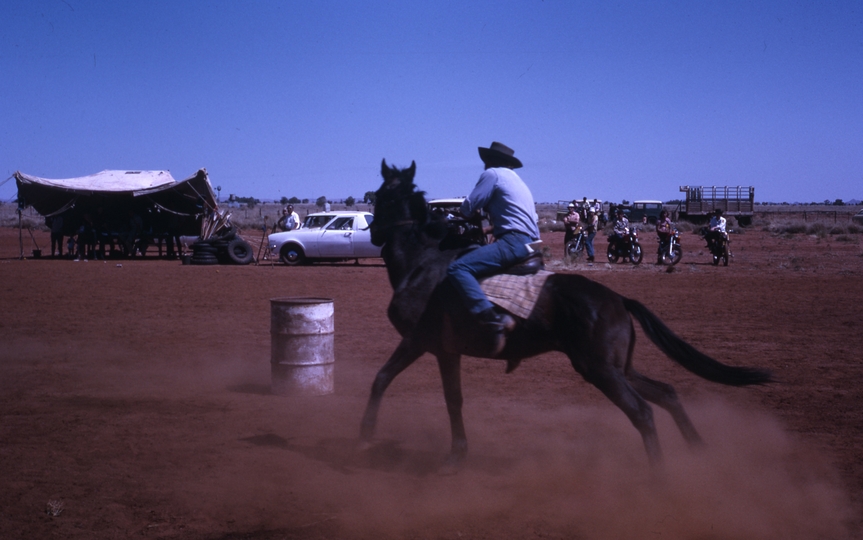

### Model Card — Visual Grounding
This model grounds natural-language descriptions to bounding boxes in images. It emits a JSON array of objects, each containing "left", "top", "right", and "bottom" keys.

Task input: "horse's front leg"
[
  {"left": 436, "top": 352, "right": 467, "bottom": 467},
  {"left": 359, "top": 337, "right": 425, "bottom": 446}
]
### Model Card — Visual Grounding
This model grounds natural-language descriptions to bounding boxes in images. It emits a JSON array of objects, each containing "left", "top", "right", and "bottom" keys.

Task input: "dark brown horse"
[{"left": 360, "top": 160, "right": 772, "bottom": 468}]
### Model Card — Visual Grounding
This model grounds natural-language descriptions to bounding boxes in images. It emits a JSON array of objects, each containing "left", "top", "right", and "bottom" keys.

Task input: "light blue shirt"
[{"left": 460, "top": 167, "right": 540, "bottom": 241}]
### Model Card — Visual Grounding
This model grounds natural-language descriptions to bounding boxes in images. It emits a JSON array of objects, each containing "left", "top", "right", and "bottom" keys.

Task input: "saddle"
[
  {"left": 502, "top": 250, "right": 544, "bottom": 275},
  {"left": 454, "top": 243, "right": 545, "bottom": 276}
]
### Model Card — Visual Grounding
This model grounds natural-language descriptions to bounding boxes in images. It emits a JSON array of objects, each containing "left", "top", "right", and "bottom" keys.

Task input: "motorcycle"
[
  {"left": 565, "top": 228, "right": 587, "bottom": 260},
  {"left": 704, "top": 228, "right": 731, "bottom": 266},
  {"left": 657, "top": 228, "right": 683, "bottom": 265},
  {"left": 607, "top": 228, "right": 643, "bottom": 264}
]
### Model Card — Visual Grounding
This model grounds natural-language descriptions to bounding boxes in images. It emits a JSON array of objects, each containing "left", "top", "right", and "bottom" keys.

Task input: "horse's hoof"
[
  {"left": 500, "top": 314, "right": 516, "bottom": 332},
  {"left": 438, "top": 455, "right": 464, "bottom": 476}
]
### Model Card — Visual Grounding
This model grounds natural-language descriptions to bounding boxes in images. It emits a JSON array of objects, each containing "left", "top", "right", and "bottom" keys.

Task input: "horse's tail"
[{"left": 622, "top": 297, "right": 773, "bottom": 386}]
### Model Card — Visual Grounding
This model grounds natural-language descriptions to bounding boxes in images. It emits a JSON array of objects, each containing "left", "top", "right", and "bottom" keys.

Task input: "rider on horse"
[{"left": 446, "top": 142, "right": 540, "bottom": 343}]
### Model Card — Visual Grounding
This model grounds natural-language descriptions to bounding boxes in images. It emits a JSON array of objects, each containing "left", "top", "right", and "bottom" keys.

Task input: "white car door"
[
  {"left": 317, "top": 216, "right": 355, "bottom": 258},
  {"left": 352, "top": 214, "right": 380, "bottom": 257}
]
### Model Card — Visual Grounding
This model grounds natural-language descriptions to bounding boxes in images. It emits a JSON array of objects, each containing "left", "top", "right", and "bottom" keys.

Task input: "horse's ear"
[{"left": 380, "top": 158, "right": 400, "bottom": 188}]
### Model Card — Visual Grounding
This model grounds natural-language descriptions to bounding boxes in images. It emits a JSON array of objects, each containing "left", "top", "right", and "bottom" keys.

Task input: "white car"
[{"left": 268, "top": 211, "right": 381, "bottom": 265}]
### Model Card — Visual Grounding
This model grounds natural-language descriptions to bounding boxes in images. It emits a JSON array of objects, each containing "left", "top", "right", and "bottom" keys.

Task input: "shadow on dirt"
[{"left": 238, "top": 434, "right": 517, "bottom": 478}]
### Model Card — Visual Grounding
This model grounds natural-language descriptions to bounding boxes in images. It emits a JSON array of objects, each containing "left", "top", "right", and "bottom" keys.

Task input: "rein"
[{"left": 373, "top": 219, "right": 418, "bottom": 235}]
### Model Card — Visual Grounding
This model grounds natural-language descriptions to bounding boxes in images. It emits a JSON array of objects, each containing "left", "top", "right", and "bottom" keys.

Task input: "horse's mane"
[
  {"left": 374, "top": 176, "right": 449, "bottom": 242},
  {"left": 375, "top": 160, "right": 477, "bottom": 251}
]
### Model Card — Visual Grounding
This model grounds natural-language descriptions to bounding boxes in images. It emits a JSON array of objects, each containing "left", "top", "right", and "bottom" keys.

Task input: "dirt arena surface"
[{"left": 1, "top": 226, "right": 861, "bottom": 539}]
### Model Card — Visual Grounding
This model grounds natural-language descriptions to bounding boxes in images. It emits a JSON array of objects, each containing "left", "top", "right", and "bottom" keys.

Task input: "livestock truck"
[{"left": 676, "top": 185, "right": 755, "bottom": 226}]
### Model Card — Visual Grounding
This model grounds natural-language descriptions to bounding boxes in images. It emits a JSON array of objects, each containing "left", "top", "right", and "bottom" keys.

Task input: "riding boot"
[{"left": 474, "top": 308, "right": 507, "bottom": 357}]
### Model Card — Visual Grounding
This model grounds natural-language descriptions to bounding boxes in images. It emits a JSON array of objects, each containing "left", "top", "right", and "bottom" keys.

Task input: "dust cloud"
[
  {"left": 5, "top": 338, "right": 854, "bottom": 539},
  {"left": 196, "top": 384, "right": 855, "bottom": 540}
]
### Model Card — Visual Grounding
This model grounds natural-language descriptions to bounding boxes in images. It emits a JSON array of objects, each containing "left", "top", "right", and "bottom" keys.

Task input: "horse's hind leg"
[
  {"left": 582, "top": 364, "right": 663, "bottom": 466},
  {"left": 360, "top": 337, "right": 425, "bottom": 445},
  {"left": 436, "top": 352, "right": 467, "bottom": 464},
  {"left": 627, "top": 369, "right": 704, "bottom": 447},
  {"left": 564, "top": 316, "right": 662, "bottom": 464}
]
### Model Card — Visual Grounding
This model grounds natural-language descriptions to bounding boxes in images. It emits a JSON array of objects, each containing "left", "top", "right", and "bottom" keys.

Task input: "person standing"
[
  {"left": 48, "top": 213, "right": 64, "bottom": 258},
  {"left": 277, "top": 205, "right": 300, "bottom": 231},
  {"left": 447, "top": 142, "right": 540, "bottom": 342},
  {"left": 584, "top": 209, "right": 598, "bottom": 262}
]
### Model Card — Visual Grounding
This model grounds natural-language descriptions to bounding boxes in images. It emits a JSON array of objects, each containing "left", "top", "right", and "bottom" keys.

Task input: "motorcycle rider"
[
  {"left": 705, "top": 208, "right": 727, "bottom": 252},
  {"left": 610, "top": 208, "right": 630, "bottom": 255},
  {"left": 562, "top": 203, "right": 581, "bottom": 254},
  {"left": 655, "top": 209, "right": 673, "bottom": 264}
]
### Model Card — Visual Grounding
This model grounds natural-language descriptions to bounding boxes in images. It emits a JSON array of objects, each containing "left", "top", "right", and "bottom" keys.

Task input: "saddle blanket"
[{"left": 480, "top": 270, "right": 554, "bottom": 320}]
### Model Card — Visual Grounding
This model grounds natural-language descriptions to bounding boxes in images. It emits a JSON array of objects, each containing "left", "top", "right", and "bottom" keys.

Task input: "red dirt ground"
[{"left": 1, "top": 226, "right": 862, "bottom": 539}]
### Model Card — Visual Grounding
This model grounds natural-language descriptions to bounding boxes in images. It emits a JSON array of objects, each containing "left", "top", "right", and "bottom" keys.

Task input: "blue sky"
[{"left": 2, "top": 0, "right": 861, "bottom": 205}]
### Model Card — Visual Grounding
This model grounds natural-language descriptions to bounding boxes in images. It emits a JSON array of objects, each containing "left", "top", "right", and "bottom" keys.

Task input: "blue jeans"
[
  {"left": 447, "top": 232, "right": 533, "bottom": 315},
  {"left": 585, "top": 230, "right": 596, "bottom": 258}
]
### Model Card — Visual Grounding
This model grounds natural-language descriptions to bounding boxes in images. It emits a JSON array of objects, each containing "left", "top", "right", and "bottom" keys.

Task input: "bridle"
[{"left": 370, "top": 218, "right": 418, "bottom": 236}]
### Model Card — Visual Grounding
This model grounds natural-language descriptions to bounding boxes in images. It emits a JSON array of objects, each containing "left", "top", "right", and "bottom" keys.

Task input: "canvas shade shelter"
[{"left": 14, "top": 169, "right": 218, "bottom": 239}]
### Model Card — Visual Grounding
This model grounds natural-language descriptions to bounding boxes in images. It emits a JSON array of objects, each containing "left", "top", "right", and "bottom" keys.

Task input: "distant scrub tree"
[
  {"left": 363, "top": 191, "right": 376, "bottom": 204},
  {"left": 234, "top": 196, "right": 260, "bottom": 209},
  {"left": 288, "top": 197, "right": 301, "bottom": 204},
  {"left": 345, "top": 196, "right": 355, "bottom": 207},
  {"left": 279, "top": 196, "right": 289, "bottom": 205},
  {"left": 315, "top": 196, "right": 327, "bottom": 208}
]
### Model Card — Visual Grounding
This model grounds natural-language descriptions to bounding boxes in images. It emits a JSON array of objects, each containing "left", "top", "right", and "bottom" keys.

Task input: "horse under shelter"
[{"left": 12, "top": 168, "right": 218, "bottom": 257}]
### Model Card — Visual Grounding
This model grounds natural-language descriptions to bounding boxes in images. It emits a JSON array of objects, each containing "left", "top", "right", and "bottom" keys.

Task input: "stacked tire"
[
  {"left": 190, "top": 229, "right": 254, "bottom": 266},
  {"left": 190, "top": 239, "right": 219, "bottom": 265},
  {"left": 222, "top": 238, "right": 254, "bottom": 265}
]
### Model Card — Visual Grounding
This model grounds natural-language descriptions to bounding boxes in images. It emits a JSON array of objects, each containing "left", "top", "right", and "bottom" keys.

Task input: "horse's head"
[{"left": 371, "top": 159, "right": 428, "bottom": 246}]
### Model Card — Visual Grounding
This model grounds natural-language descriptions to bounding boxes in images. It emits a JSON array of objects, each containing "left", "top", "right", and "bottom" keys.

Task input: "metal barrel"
[{"left": 270, "top": 297, "right": 334, "bottom": 396}]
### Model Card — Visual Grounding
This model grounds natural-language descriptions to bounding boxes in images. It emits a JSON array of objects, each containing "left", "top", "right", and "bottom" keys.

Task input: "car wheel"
[{"left": 280, "top": 244, "right": 306, "bottom": 266}]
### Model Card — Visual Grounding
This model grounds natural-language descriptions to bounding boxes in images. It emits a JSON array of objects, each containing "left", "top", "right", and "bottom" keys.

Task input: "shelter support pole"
[{"left": 18, "top": 208, "right": 24, "bottom": 259}]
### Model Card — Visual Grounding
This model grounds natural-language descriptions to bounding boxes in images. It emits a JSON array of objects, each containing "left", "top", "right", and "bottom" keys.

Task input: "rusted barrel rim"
[{"left": 270, "top": 297, "right": 334, "bottom": 305}]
